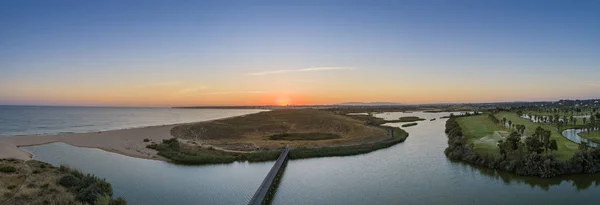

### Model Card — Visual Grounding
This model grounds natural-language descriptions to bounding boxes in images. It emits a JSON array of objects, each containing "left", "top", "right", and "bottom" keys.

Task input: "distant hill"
[{"left": 335, "top": 102, "right": 403, "bottom": 106}]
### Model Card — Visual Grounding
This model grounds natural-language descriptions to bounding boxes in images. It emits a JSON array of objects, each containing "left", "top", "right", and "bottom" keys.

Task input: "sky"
[{"left": 1, "top": 0, "right": 599, "bottom": 106}]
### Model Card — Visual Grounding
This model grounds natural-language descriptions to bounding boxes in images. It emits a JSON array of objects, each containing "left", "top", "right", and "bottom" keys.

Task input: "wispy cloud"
[
  {"left": 202, "top": 91, "right": 265, "bottom": 95},
  {"left": 176, "top": 86, "right": 208, "bottom": 94},
  {"left": 248, "top": 66, "right": 355, "bottom": 76}
]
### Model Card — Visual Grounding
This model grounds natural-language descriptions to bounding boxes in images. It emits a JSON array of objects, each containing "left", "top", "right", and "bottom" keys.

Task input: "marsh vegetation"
[{"left": 149, "top": 109, "right": 410, "bottom": 165}]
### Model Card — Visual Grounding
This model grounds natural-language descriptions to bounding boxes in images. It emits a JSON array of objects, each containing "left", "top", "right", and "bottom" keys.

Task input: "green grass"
[
  {"left": 401, "top": 123, "right": 418, "bottom": 127},
  {"left": 495, "top": 112, "right": 579, "bottom": 160},
  {"left": 457, "top": 112, "right": 581, "bottom": 160},
  {"left": 578, "top": 131, "right": 600, "bottom": 144},
  {"left": 378, "top": 116, "right": 426, "bottom": 124},
  {"left": 268, "top": 133, "right": 341, "bottom": 141},
  {"left": 397, "top": 116, "right": 426, "bottom": 122},
  {"left": 456, "top": 114, "right": 507, "bottom": 157},
  {"left": 147, "top": 138, "right": 281, "bottom": 164},
  {"left": 288, "top": 127, "right": 408, "bottom": 159}
]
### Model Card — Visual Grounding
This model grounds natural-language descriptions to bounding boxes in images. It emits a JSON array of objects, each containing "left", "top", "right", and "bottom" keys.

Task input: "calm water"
[
  {"left": 22, "top": 111, "right": 600, "bottom": 205},
  {"left": 24, "top": 143, "right": 273, "bottom": 204},
  {"left": 0, "top": 106, "right": 265, "bottom": 136},
  {"left": 563, "top": 129, "right": 598, "bottom": 147}
]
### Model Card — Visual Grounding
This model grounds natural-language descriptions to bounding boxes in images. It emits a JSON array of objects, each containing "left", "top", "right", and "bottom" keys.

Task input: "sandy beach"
[
  {"left": 0, "top": 110, "right": 268, "bottom": 161},
  {"left": 0, "top": 124, "right": 178, "bottom": 161}
]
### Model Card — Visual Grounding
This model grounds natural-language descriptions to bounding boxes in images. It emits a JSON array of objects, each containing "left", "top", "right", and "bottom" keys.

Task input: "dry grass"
[
  {"left": 0, "top": 159, "right": 27, "bottom": 203},
  {"left": 172, "top": 109, "right": 389, "bottom": 151},
  {"left": 0, "top": 160, "right": 74, "bottom": 205}
]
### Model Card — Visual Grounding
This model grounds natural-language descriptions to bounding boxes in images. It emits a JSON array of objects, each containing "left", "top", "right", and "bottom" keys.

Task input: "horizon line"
[{"left": 2, "top": 98, "right": 600, "bottom": 108}]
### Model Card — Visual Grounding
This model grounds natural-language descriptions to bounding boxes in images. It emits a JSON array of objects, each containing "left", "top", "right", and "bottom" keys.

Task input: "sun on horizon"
[{"left": 276, "top": 96, "right": 292, "bottom": 106}]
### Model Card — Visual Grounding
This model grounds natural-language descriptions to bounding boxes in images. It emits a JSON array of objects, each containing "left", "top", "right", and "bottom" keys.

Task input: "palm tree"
[
  {"left": 508, "top": 121, "right": 512, "bottom": 130},
  {"left": 557, "top": 121, "right": 562, "bottom": 131},
  {"left": 570, "top": 116, "right": 575, "bottom": 126},
  {"left": 592, "top": 115, "right": 597, "bottom": 132}
]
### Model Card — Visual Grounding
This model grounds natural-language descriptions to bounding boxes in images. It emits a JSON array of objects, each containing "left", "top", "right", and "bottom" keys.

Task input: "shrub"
[
  {"left": 59, "top": 165, "right": 69, "bottom": 172},
  {"left": 58, "top": 175, "right": 81, "bottom": 188},
  {"left": 110, "top": 197, "right": 127, "bottom": 205},
  {"left": 94, "top": 195, "right": 111, "bottom": 205},
  {"left": 76, "top": 182, "right": 113, "bottom": 204},
  {"left": 0, "top": 166, "right": 17, "bottom": 173},
  {"left": 143, "top": 138, "right": 150, "bottom": 142},
  {"left": 402, "top": 123, "right": 418, "bottom": 127},
  {"left": 146, "top": 143, "right": 158, "bottom": 149}
]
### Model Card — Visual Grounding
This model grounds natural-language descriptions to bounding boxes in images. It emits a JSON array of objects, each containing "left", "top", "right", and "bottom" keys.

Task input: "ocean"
[{"left": 0, "top": 105, "right": 265, "bottom": 137}]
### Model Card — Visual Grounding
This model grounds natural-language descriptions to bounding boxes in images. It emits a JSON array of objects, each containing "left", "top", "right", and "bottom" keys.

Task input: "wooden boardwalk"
[{"left": 248, "top": 147, "right": 290, "bottom": 205}]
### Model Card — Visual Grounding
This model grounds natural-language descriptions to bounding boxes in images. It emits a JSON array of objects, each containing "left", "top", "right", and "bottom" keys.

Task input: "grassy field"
[
  {"left": 288, "top": 126, "right": 408, "bottom": 159},
  {"left": 494, "top": 112, "right": 579, "bottom": 160},
  {"left": 578, "top": 131, "right": 600, "bottom": 144},
  {"left": 150, "top": 127, "right": 408, "bottom": 165},
  {"left": 456, "top": 114, "right": 508, "bottom": 157},
  {"left": 150, "top": 109, "right": 411, "bottom": 165},
  {"left": 172, "top": 109, "right": 389, "bottom": 151},
  {"left": 0, "top": 159, "right": 124, "bottom": 205},
  {"left": 457, "top": 113, "right": 581, "bottom": 160}
]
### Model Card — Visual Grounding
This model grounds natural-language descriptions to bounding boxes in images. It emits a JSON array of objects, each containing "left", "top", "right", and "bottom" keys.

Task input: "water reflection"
[
  {"left": 22, "top": 111, "right": 600, "bottom": 205},
  {"left": 454, "top": 160, "right": 600, "bottom": 191},
  {"left": 562, "top": 129, "right": 598, "bottom": 147},
  {"left": 24, "top": 142, "right": 272, "bottom": 205}
]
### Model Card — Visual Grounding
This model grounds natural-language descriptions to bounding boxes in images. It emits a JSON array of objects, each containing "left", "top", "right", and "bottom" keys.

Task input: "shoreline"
[
  {"left": 0, "top": 112, "right": 266, "bottom": 162},
  {"left": 0, "top": 109, "right": 409, "bottom": 165}
]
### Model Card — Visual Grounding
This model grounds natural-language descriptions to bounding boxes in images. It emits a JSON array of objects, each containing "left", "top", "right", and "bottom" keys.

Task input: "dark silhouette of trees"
[
  {"left": 549, "top": 140, "right": 558, "bottom": 153},
  {"left": 525, "top": 132, "right": 544, "bottom": 154}
]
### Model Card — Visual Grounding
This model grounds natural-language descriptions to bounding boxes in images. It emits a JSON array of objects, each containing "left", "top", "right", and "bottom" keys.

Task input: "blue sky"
[{"left": 1, "top": 0, "right": 599, "bottom": 106}]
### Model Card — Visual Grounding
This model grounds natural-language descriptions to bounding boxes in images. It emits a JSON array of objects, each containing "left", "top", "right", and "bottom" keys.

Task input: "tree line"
[
  {"left": 445, "top": 115, "right": 600, "bottom": 178},
  {"left": 522, "top": 112, "right": 600, "bottom": 134}
]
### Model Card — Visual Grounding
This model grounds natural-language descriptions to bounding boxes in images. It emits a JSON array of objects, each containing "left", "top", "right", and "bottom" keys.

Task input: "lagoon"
[{"left": 22, "top": 111, "right": 600, "bottom": 204}]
